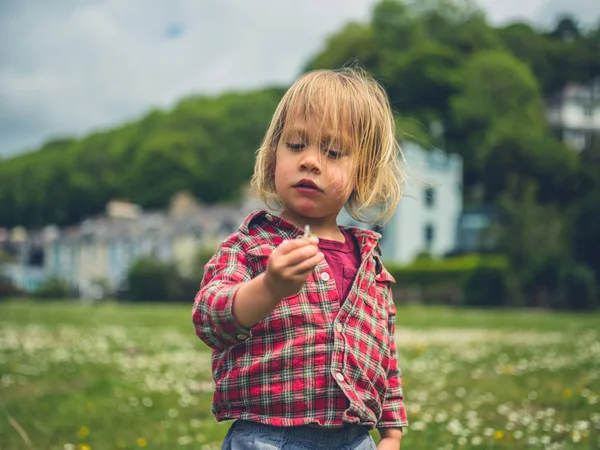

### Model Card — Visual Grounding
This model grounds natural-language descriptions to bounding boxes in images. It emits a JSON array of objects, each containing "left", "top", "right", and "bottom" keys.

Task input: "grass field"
[{"left": 0, "top": 300, "right": 599, "bottom": 449}]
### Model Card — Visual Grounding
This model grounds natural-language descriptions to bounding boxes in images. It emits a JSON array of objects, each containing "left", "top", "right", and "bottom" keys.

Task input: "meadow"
[{"left": 0, "top": 300, "right": 598, "bottom": 449}]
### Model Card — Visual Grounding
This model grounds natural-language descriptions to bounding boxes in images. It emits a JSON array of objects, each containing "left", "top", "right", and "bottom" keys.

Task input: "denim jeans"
[{"left": 222, "top": 420, "right": 377, "bottom": 450}]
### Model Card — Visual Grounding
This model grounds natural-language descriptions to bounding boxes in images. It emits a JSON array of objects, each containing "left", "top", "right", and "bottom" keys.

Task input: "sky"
[{"left": 0, "top": 0, "right": 598, "bottom": 157}]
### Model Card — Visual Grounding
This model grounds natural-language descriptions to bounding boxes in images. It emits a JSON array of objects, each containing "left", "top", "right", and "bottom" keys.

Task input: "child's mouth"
[{"left": 294, "top": 179, "right": 322, "bottom": 192}]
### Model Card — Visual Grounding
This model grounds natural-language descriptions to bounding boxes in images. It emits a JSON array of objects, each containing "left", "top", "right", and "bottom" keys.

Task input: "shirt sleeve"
[
  {"left": 192, "top": 239, "right": 255, "bottom": 351},
  {"left": 377, "top": 285, "right": 408, "bottom": 429}
]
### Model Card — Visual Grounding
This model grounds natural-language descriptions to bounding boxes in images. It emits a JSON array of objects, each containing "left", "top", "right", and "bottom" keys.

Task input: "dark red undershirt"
[{"left": 317, "top": 229, "right": 361, "bottom": 305}]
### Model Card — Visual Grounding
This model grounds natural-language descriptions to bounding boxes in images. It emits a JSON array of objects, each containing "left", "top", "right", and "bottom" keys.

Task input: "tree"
[
  {"left": 126, "top": 257, "right": 197, "bottom": 303},
  {"left": 371, "top": 0, "right": 420, "bottom": 55},
  {"left": 571, "top": 187, "right": 600, "bottom": 284},
  {"left": 481, "top": 129, "right": 579, "bottom": 205},
  {"left": 305, "top": 23, "right": 379, "bottom": 73},
  {"left": 451, "top": 51, "right": 545, "bottom": 136},
  {"left": 448, "top": 50, "right": 547, "bottom": 195},
  {"left": 383, "top": 42, "right": 461, "bottom": 119},
  {"left": 491, "top": 181, "right": 566, "bottom": 274},
  {"left": 549, "top": 15, "right": 581, "bottom": 41},
  {"left": 0, "top": 89, "right": 280, "bottom": 228},
  {"left": 417, "top": 4, "right": 499, "bottom": 54},
  {"left": 485, "top": 181, "right": 598, "bottom": 309},
  {"left": 498, "top": 18, "right": 599, "bottom": 95},
  {"left": 498, "top": 23, "right": 553, "bottom": 90}
]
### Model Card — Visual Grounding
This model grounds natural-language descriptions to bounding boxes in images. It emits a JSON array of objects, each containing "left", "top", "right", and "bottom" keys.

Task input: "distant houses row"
[
  {"left": 1, "top": 143, "right": 495, "bottom": 298},
  {"left": 2, "top": 192, "right": 252, "bottom": 298}
]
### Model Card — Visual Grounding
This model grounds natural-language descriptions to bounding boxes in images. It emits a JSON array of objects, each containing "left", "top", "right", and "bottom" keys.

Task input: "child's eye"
[
  {"left": 286, "top": 143, "right": 304, "bottom": 151},
  {"left": 325, "top": 149, "right": 343, "bottom": 159}
]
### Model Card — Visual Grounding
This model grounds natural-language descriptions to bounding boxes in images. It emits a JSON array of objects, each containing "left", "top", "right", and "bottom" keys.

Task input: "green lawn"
[{"left": 0, "top": 300, "right": 598, "bottom": 449}]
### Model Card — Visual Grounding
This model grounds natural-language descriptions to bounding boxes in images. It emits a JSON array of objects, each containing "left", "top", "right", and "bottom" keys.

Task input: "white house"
[
  {"left": 339, "top": 142, "right": 463, "bottom": 265},
  {"left": 546, "top": 76, "right": 600, "bottom": 151}
]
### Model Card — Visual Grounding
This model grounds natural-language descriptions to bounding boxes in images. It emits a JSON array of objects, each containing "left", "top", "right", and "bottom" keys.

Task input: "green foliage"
[
  {"left": 385, "top": 42, "right": 462, "bottom": 118},
  {"left": 126, "top": 257, "right": 177, "bottom": 302},
  {"left": 560, "top": 263, "right": 598, "bottom": 311},
  {"left": 497, "top": 23, "right": 553, "bottom": 91},
  {"left": 0, "top": 89, "right": 282, "bottom": 228},
  {"left": 0, "top": 276, "right": 21, "bottom": 300},
  {"left": 371, "top": 0, "right": 420, "bottom": 54},
  {"left": 522, "top": 251, "right": 598, "bottom": 310},
  {"left": 486, "top": 180, "right": 599, "bottom": 310},
  {"left": 451, "top": 51, "right": 544, "bottom": 134},
  {"left": 490, "top": 182, "right": 567, "bottom": 272},
  {"left": 305, "top": 23, "right": 379, "bottom": 72},
  {"left": 0, "top": 249, "right": 19, "bottom": 300},
  {"left": 480, "top": 130, "right": 579, "bottom": 204},
  {"left": 126, "top": 257, "right": 198, "bottom": 303},
  {"left": 570, "top": 186, "right": 600, "bottom": 284},
  {"left": 448, "top": 50, "right": 550, "bottom": 192},
  {"left": 389, "top": 247, "right": 596, "bottom": 310},
  {"left": 386, "top": 254, "right": 508, "bottom": 305},
  {"left": 497, "top": 17, "right": 599, "bottom": 96},
  {"left": 463, "top": 265, "right": 509, "bottom": 307},
  {"left": 33, "top": 277, "right": 70, "bottom": 300},
  {"left": 410, "top": 253, "right": 507, "bottom": 270}
]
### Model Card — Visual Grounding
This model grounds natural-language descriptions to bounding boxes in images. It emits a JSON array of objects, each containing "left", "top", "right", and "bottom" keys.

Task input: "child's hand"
[{"left": 264, "top": 237, "right": 323, "bottom": 301}]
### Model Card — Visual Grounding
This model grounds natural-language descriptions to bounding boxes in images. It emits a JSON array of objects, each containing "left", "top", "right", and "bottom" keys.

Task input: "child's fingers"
[
  {"left": 276, "top": 237, "right": 318, "bottom": 255},
  {"left": 282, "top": 244, "right": 320, "bottom": 267},
  {"left": 291, "top": 252, "right": 324, "bottom": 275}
]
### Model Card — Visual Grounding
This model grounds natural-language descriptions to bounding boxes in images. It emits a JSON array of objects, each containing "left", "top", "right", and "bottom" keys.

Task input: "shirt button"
[
  {"left": 265, "top": 213, "right": 273, "bottom": 221},
  {"left": 336, "top": 323, "right": 343, "bottom": 333},
  {"left": 376, "top": 273, "right": 381, "bottom": 279},
  {"left": 335, "top": 372, "right": 345, "bottom": 382},
  {"left": 236, "top": 333, "right": 247, "bottom": 340},
  {"left": 320, "top": 272, "right": 330, "bottom": 282}
]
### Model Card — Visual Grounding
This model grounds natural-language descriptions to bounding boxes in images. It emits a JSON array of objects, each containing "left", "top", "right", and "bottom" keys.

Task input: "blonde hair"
[{"left": 251, "top": 67, "right": 403, "bottom": 224}]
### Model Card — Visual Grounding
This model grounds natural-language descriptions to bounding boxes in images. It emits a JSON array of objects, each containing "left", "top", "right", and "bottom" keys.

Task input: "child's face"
[{"left": 274, "top": 117, "right": 355, "bottom": 226}]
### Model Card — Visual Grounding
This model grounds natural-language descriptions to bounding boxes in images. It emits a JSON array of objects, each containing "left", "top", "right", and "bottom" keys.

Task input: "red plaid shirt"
[{"left": 192, "top": 210, "right": 407, "bottom": 429}]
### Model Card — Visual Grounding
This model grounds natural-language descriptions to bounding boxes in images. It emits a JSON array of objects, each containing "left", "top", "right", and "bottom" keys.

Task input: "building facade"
[{"left": 546, "top": 76, "right": 600, "bottom": 151}]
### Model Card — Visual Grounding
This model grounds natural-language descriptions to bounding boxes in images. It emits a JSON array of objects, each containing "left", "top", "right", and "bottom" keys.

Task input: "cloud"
[
  {"left": 476, "top": 0, "right": 546, "bottom": 24},
  {"left": 477, "top": 0, "right": 598, "bottom": 26},
  {"left": 534, "top": 0, "right": 600, "bottom": 27},
  {"left": 0, "top": 0, "right": 597, "bottom": 157},
  {"left": 0, "top": 0, "right": 380, "bottom": 156}
]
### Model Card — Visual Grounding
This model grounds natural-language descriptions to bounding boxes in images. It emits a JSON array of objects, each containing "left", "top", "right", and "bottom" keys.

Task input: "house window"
[
  {"left": 424, "top": 223, "right": 435, "bottom": 249},
  {"left": 583, "top": 105, "right": 593, "bottom": 117},
  {"left": 424, "top": 187, "right": 436, "bottom": 208}
]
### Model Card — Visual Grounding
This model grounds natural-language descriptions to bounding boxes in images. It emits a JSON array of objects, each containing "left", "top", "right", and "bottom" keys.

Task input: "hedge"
[{"left": 385, "top": 254, "right": 509, "bottom": 286}]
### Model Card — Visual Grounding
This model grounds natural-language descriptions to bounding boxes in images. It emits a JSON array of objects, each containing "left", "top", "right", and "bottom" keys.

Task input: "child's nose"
[{"left": 299, "top": 147, "right": 322, "bottom": 172}]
